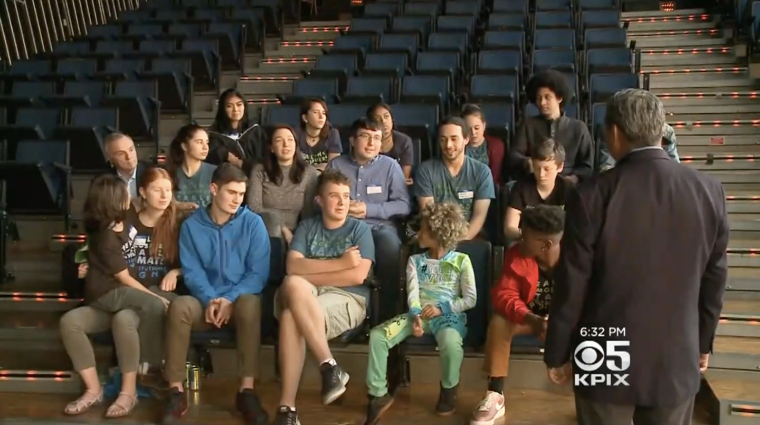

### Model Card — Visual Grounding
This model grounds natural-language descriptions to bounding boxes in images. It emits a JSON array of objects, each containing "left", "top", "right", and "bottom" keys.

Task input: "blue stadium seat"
[
  {"left": 0, "top": 139, "right": 71, "bottom": 219},
  {"left": 378, "top": 33, "right": 420, "bottom": 62},
  {"left": 446, "top": 0, "right": 481, "bottom": 15},
  {"left": 391, "top": 16, "right": 431, "bottom": 43},
  {"left": 589, "top": 73, "right": 638, "bottom": 104},
  {"left": 493, "top": 0, "right": 528, "bottom": 14},
  {"left": 0, "top": 81, "right": 55, "bottom": 108},
  {"left": 344, "top": 76, "right": 396, "bottom": 104},
  {"left": 47, "top": 41, "right": 90, "bottom": 58},
  {"left": 87, "top": 25, "right": 123, "bottom": 40},
  {"left": 482, "top": 30, "right": 524, "bottom": 50},
  {"left": 102, "top": 80, "right": 160, "bottom": 141},
  {"left": 415, "top": 52, "right": 460, "bottom": 89},
  {"left": 50, "top": 59, "right": 98, "bottom": 81},
  {"left": 391, "top": 103, "right": 439, "bottom": 161},
  {"left": 591, "top": 102, "right": 606, "bottom": 141},
  {"left": 427, "top": 32, "right": 469, "bottom": 57},
  {"left": 42, "top": 81, "right": 106, "bottom": 108},
  {"left": 167, "top": 22, "right": 203, "bottom": 39},
  {"left": 401, "top": 75, "right": 450, "bottom": 116},
  {"left": 2, "top": 60, "right": 51, "bottom": 85},
  {"left": 579, "top": 0, "right": 618, "bottom": 10},
  {"left": 534, "top": 29, "right": 576, "bottom": 50},
  {"left": 282, "top": 78, "right": 340, "bottom": 105},
  {"left": 328, "top": 104, "right": 372, "bottom": 152},
  {"left": 404, "top": 2, "right": 439, "bottom": 18},
  {"left": 477, "top": 50, "right": 521, "bottom": 75},
  {"left": 436, "top": 15, "right": 477, "bottom": 35},
  {"left": 0, "top": 108, "right": 61, "bottom": 159},
  {"left": 173, "top": 38, "right": 220, "bottom": 90},
  {"left": 96, "top": 59, "right": 145, "bottom": 81},
  {"left": 363, "top": 2, "right": 400, "bottom": 20},
  {"left": 348, "top": 18, "right": 388, "bottom": 36},
  {"left": 363, "top": 53, "right": 409, "bottom": 78},
  {"left": 488, "top": 13, "right": 527, "bottom": 31},
  {"left": 263, "top": 104, "right": 300, "bottom": 128},
  {"left": 480, "top": 102, "right": 515, "bottom": 144},
  {"left": 139, "top": 58, "right": 193, "bottom": 112},
  {"left": 331, "top": 35, "right": 375, "bottom": 63},
  {"left": 53, "top": 107, "right": 118, "bottom": 172},
  {"left": 586, "top": 47, "right": 633, "bottom": 76},
  {"left": 94, "top": 40, "right": 133, "bottom": 58},
  {"left": 206, "top": 22, "right": 245, "bottom": 69},
  {"left": 536, "top": 0, "right": 572, "bottom": 11},
  {"left": 119, "top": 9, "right": 154, "bottom": 23},
  {"left": 585, "top": 27, "right": 628, "bottom": 49},
  {"left": 581, "top": 10, "right": 621, "bottom": 31},
  {"left": 535, "top": 11, "right": 573, "bottom": 29},
  {"left": 532, "top": 49, "right": 577, "bottom": 73},
  {"left": 309, "top": 54, "right": 358, "bottom": 93},
  {"left": 127, "top": 23, "right": 164, "bottom": 37},
  {"left": 470, "top": 75, "right": 518, "bottom": 104},
  {"left": 155, "top": 8, "right": 188, "bottom": 22}
]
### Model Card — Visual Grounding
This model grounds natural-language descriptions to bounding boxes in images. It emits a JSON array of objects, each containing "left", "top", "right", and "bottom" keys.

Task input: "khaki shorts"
[{"left": 274, "top": 282, "right": 367, "bottom": 340}]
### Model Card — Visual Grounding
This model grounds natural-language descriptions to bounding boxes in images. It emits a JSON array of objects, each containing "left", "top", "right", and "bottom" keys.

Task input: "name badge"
[
  {"left": 367, "top": 185, "right": 383, "bottom": 195},
  {"left": 457, "top": 190, "right": 474, "bottom": 200}
]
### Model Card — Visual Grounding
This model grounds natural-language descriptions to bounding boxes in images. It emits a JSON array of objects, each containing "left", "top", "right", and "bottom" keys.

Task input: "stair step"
[
  {"left": 627, "top": 19, "right": 715, "bottom": 33},
  {"left": 0, "top": 292, "right": 80, "bottom": 312},
  {"left": 711, "top": 336, "right": 760, "bottom": 371},
  {"left": 717, "top": 300, "right": 760, "bottom": 337},
  {"left": 0, "top": 311, "right": 62, "bottom": 341},
  {"left": 256, "top": 56, "right": 316, "bottom": 73},
  {"left": 276, "top": 39, "right": 333, "bottom": 55},
  {"left": 680, "top": 146, "right": 760, "bottom": 157},
  {"left": 672, "top": 120, "right": 759, "bottom": 136},
  {"left": 727, "top": 277, "right": 760, "bottom": 292},
  {"left": 641, "top": 51, "right": 736, "bottom": 68},
  {"left": 702, "top": 377, "right": 760, "bottom": 424},
  {"left": 685, "top": 158, "right": 760, "bottom": 172},
  {"left": 621, "top": 8, "right": 706, "bottom": 19},
  {"left": 714, "top": 173, "right": 760, "bottom": 192},
  {"left": 237, "top": 74, "right": 300, "bottom": 96},
  {"left": 670, "top": 113, "right": 759, "bottom": 121},
  {"left": 286, "top": 25, "right": 347, "bottom": 41},
  {"left": 644, "top": 69, "right": 751, "bottom": 89}
]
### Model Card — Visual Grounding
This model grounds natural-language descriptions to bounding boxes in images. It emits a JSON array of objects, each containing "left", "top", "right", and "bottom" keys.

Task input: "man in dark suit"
[
  {"left": 543, "top": 89, "right": 729, "bottom": 425},
  {"left": 104, "top": 132, "right": 149, "bottom": 201}
]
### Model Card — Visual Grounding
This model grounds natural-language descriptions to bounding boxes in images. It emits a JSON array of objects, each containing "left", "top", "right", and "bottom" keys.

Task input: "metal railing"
[{"left": 0, "top": 0, "right": 139, "bottom": 67}]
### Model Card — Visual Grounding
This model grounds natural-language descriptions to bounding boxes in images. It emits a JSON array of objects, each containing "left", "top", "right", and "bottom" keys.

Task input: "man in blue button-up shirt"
[{"left": 327, "top": 118, "right": 411, "bottom": 319}]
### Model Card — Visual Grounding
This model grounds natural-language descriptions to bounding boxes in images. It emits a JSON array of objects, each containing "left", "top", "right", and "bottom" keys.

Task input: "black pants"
[{"left": 575, "top": 395, "right": 695, "bottom": 425}]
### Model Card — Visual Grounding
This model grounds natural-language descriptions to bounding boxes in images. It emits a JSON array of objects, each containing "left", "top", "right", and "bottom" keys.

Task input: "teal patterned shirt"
[{"left": 406, "top": 250, "right": 477, "bottom": 317}]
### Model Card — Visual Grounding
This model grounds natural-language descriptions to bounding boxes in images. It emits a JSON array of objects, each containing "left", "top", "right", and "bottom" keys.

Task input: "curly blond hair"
[{"left": 420, "top": 202, "right": 469, "bottom": 251}]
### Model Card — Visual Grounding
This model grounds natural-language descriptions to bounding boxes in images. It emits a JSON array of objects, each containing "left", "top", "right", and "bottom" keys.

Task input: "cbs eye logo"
[
  {"left": 573, "top": 341, "right": 631, "bottom": 373},
  {"left": 574, "top": 341, "right": 605, "bottom": 372}
]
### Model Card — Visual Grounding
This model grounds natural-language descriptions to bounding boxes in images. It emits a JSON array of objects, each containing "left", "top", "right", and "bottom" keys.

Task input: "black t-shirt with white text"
[
  {"left": 125, "top": 210, "right": 170, "bottom": 289},
  {"left": 527, "top": 268, "right": 553, "bottom": 316}
]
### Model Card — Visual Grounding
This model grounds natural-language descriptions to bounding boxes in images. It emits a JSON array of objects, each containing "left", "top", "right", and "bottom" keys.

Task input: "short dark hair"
[
  {"left": 212, "top": 162, "right": 248, "bottom": 187},
  {"left": 438, "top": 116, "right": 470, "bottom": 139},
  {"left": 316, "top": 168, "right": 350, "bottom": 195},
  {"left": 83, "top": 174, "right": 130, "bottom": 234},
  {"left": 350, "top": 117, "right": 382, "bottom": 138},
  {"left": 521, "top": 205, "right": 565, "bottom": 236},
  {"left": 526, "top": 70, "right": 570, "bottom": 107},
  {"left": 530, "top": 138, "right": 566, "bottom": 163}
]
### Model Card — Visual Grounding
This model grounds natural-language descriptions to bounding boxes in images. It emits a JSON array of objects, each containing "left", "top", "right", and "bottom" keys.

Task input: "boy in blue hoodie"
[
  {"left": 162, "top": 163, "right": 271, "bottom": 425},
  {"left": 272, "top": 169, "right": 375, "bottom": 425}
]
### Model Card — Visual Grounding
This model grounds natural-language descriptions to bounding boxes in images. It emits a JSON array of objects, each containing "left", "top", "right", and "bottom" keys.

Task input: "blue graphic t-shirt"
[
  {"left": 125, "top": 212, "right": 170, "bottom": 288},
  {"left": 175, "top": 162, "right": 217, "bottom": 207},
  {"left": 289, "top": 216, "right": 375, "bottom": 299}
]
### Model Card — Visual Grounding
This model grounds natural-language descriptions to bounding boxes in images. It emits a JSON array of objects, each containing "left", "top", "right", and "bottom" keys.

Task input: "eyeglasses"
[{"left": 356, "top": 133, "right": 382, "bottom": 143}]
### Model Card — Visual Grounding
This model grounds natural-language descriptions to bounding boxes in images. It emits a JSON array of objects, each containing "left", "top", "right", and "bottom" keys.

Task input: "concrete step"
[
  {"left": 644, "top": 69, "right": 752, "bottom": 89},
  {"left": 627, "top": 19, "right": 715, "bottom": 34},
  {"left": 685, "top": 157, "right": 760, "bottom": 172},
  {"left": 631, "top": 33, "right": 729, "bottom": 49},
  {"left": 702, "top": 375, "right": 760, "bottom": 425},
  {"left": 679, "top": 147, "right": 760, "bottom": 157},
  {"left": 711, "top": 336, "right": 760, "bottom": 371},
  {"left": 285, "top": 24, "right": 347, "bottom": 41},
  {"left": 671, "top": 121, "right": 759, "bottom": 137},
  {"left": 275, "top": 39, "right": 333, "bottom": 56},
  {"left": 237, "top": 74, "right": 300, "bottom": 96},
  {"left": 641, "top": 50, "right": 737, "bottom": 68},
  {"left": 621, "top": 8, "right": 707, "bottom": 19},
  {"left": 717, "top": 300, "right": 760, "bottom": 338},
  {"left": 254, "top": 55, "right": 316, "bottom": 73}
]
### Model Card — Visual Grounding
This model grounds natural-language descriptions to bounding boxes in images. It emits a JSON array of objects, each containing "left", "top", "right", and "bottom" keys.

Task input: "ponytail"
[{"left": 150, "top": 200, "right": 179, "bottom": 264}]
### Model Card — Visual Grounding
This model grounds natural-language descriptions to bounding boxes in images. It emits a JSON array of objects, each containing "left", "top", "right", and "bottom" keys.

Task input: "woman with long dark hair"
[
  {"left": 247, "top": 125, "right": 319, "bottom": 243},
  {"left": 166, "top": 124, "right": 217, "bottom": 211},
  {"left": 294, "top": 97, "right": 342, "bottom": 171},
  {"left": 59, "top": 172, "right": 179, "bottom": 418},
  {"left": 367, "top": 102, "right": 414, "bottom": 184},
  {"left": 207, "top": 88, "right": 262, "bottom": 174}
]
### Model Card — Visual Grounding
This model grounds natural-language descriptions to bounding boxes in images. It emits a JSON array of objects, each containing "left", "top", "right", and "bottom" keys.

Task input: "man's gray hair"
[
  {"left": 103, "top": 132, "right": 131, "bottom": 159},
  {"left": 604, "top": 89, "right": 666, "bottom": 148}
]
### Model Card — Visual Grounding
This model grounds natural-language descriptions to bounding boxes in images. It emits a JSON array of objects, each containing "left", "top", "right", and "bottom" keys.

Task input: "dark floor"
[{"left": 0, "top": 379, "right": 712, "bottom": 425}]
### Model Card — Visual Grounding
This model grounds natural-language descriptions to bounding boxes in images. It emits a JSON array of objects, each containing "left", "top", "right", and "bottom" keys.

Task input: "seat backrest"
[
  {"left": 315, "top": 54, "right": 357, "bottom": 71},
  {"left": 264, "top": 105, "right": 301, "bottom": 127},
  {"left": 533, "top": 49, "right": 576, "bottom": 71},
  {"left": 8, "top": 60, "right": 51, "bottom": 75},
  {"left": 65, "top": 81, "right": 107, "bottom": 105},
  {"left": 380, "top": 33, "right": 419, "bottom": 49},
  {"left": 182, "top": 38, "right": 219, "bottom": 53},
  {"left": 582, "top": 10, "right": 621, "bottom": 28},
  {"left": 488, "top": 13, "right": 526, "bottom": 30},
  {"left": 456, "top": 240, "right": 493, "bottom": 347},
  {"left": 493, "top": 0, "right": 528, "bottom": 14},
  {"left": 105, "top": 59, "right": 145, "bottom": 73},
  {"left": 436, "top": 15, "right": 476, "bottom": 33},
  {"left": 427, "top": 32, "right": 468, "bottom": 52},
  {"left": 536, "top": 0, "right": 572, "bottom": 11},
  {"left": 392, "top": 16, "right": 430, "bottom": 33},
  {"left": 12, "top": 81, "right": 54, "bottom": 96},
  {"left": 57, "top": 59, "right": 97, "bottom": 75},
  {"left": 534, "top": 29, "right": 575, "bottom": 50},
  {"left": 404, "top": 2, "right": 438, "bottom": 17},
  {"left": 333, "top": 35, "right": 375, "bottom": 51},
  {"left": 327, "top": 103, "right": 367, "bottom": 128},
  {"left": 585, "top": 27, "right": 627, "bottom": 49},
  {"left": 155, "top": 8, "right": 188, "bottom": 20},
  {"left": 115, "top": 80, "right": 157, "bottom": 98},
  {"left": 71, "top": 107, "right": 118, "bottom": 127},
  {"left": 128, "top": 24, "right": 164, "bottom": 36},
  {"left": 55, "top": 41, "right": 90, "bottom": 55},
  {"left": 445, "top": 0, "right": 481, "bottom": 15},
  {"left": 168, "top": 23, "right": 202, "bottom": 37},
  {"left": 89, "top": 25, "right": 122, "bottom": 39},
  {"left": 346, "top": 76, "right": 393, "bottom": 98},
  {"left": 479, "top": 50, "right": 521, "bottom": 73},
  {"left": 293, "top": 78, "right": 339, "bottom": 97},
  {"left": 580, "top": 0, "right": 618, "bottom": 10},
  {"left": 471, "top": 75, "right": 517, "bottom": 98},
  {"left": 587, "top": 47, "right": 632, "bottom": 67},
  {"left": 141, "top": 39, "right": 176, "bottom": 53},
  {"left": 96, "top": 40, "right": 133, "bottom": 53},
  {"left": 480, "top": 103, "right": 515, "bottom": 133},
  {"left": 589, "top": 73, "right": 638, "bottom": 103},
  {"left": 349, "top": 17, "right": 388, "bottom": 34},
  {"left": 535, "top": 11, "right": 573, "bottom": 27},
  {"left": 16, "top": 139, "right": 69, "bottom": 165},
  {"left": 402, "top": 75, "right": 447, "bottom": 95},
  {"left": 16, "top": 108, "right": 61, "bottom": 132},
  {"left": 152, "top": 58, "right": 192, "bottom": 73},
  {"left": 392, "top": 103, "right": 438, "bottom": 126},
  {"left": 364, "top": 2, "right": 399, "bottom": 18},
  {"left": 416, "top": 52, "right": 459, "bottom": 70},
  {"left": 484, "top": 30, "right": 523, "bottom": 49}
]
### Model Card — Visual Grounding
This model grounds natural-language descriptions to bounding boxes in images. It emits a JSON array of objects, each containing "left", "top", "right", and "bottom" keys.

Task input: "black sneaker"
[
  {"left": 273, "top": 405, "right": 300, "bottom": 425},
  {"left": 435, "top": 383, "right": 457, "bottom": 416},
  {"left": 363, "top": 393, "right": 394, "bottom": 425},
  {"left": 161, "top": 388, "right": 188, "bottom": 424},
  {"left": 235, "top": 389, "right": 269, "bottom": 425},
  {"left": 320, "top": 362, "right": 349, "bottom": 405}
]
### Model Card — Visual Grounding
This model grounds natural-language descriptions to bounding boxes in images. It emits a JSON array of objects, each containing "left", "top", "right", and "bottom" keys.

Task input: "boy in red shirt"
[{"left": 470, "top": 205, "right": 565, "bottom": 425}]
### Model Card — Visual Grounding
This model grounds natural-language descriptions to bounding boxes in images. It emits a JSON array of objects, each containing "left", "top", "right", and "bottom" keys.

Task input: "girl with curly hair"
[{"left": 363, "top": 202, "right": 477, "bottom": 425}]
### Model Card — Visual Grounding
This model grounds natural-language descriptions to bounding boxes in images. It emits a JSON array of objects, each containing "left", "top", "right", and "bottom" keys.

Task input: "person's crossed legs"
[
  {"left": 162, "top": 294, "right": 265, "bottom": 425},
  {"left": 273, "top": 275, "right": 365, "bottom": 424}
]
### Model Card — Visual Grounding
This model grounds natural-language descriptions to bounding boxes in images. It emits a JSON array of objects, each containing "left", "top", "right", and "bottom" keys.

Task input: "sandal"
[
  {"left": 105, "top": 392, "right": 138, "bottom": 418},
  {"left": 64, "top": 389, "right": 103, "bottom": 415}
]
